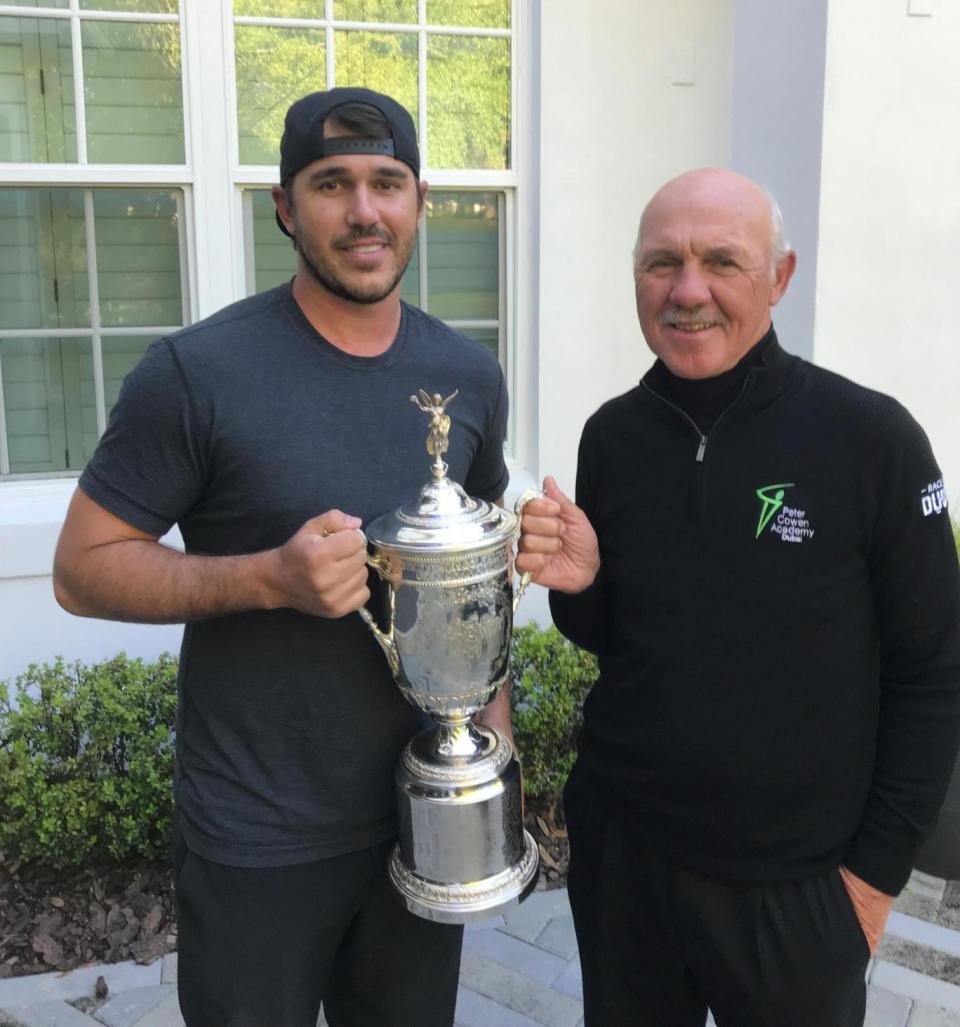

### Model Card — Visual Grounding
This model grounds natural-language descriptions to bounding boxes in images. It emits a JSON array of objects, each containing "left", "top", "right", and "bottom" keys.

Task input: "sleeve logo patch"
[
  {"left": 755, "top": 483, "right": 815, "bottom": 543},
  {"left": 920, "top": 478, "right": 948, "bottom": 517}
]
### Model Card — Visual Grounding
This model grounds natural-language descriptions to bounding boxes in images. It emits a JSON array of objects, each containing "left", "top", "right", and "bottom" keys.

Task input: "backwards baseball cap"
[{"left": 275, "top": 88, "right": 420, "bottom": 235}]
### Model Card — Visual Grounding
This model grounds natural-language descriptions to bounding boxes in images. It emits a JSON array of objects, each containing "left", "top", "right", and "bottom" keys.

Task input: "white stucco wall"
[
  {"left": 815, "top": 0, "right": 960, "bottom": 504},
  {"left": 535, "top": 0, "right": 736, "bottom": 496},
  {"left": 731, "top": 0, "right": 829, "bottom": 360},
  {"left": 0, "top": 482, "right": 185, "bottom": 684}
]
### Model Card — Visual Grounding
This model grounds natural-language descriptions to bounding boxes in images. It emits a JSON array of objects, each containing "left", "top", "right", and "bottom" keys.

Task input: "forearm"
[
  {"left": 475, "top": 683, "right": 514, "bottom": 744},
  {"left": 844, "top": 665, "right": 960, "bottom": 894},
  {"left": 54, "top": 538, "right": 280, "bottom": 624},
  {"left": 549, "top": 574, "right": 607, "bottom": 654}
]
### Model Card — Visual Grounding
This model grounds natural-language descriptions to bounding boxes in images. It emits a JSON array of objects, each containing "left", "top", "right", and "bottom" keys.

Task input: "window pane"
[
  {"left": 2, "top": 2, "right": 69, "bottom": 8},
  {"left": 247, "top": 188, "right": 419, "bottom": 303},
  {"left": 82, "top": 20, "right": 184, "bottom": 163},
  {"left": 94, "top": 190, "right": 183, "bottom": 327},
  {"left": 334, "top": 0, "right": 417, "bottom": 22},
  {"left": 400, "top": 233, "right": 419, "bottom": 307},
  {"left": 427, "top": 35, "right": 509, "bottom": 169},
  {"left": 234, "top": 1, "right": 325, "bottom": 16},
  {"left": 453, "top": 324, "right": 497, "bottom": 358},
  {"left": 236, "top": 25, "right": 326, "bottom": 165},
  {"left": 80, "top": 1, "right": 179, "bottom": 12},
  {"left": 0, "top": 15, "right": 77, "bottom": 163},
  {"left": 98, "top": 335, "right": 153, "bottom": 413},
  {"left": 426, "top": 191, "right": 497, "bottom": 320},
  {"left": 334, "top": 30, "right": 417, "bottom": 122},
  {"left": 0, "top": 189, "right": 89, "bottom": 331},
  {"left": 1, "top": 336, "right": 91, "bottom": 473},
  {"left": 250, "top": 189, "right": 296, "bottom": 294},
  {"left": 428, "top": 0, "right": 509, "bottom": 29}
]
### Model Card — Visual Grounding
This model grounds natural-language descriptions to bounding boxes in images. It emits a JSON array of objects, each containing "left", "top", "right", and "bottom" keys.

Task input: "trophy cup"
[{"left": 357, "top": 388, "right": 540, "bottom": 923}]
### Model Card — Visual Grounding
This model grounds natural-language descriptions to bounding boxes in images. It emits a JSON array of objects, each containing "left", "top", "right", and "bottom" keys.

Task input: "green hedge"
[
  {"left": 0, "top": 654, "right": 177, "bottom": 863},
  {"left": 509, "top": 623, "right": 599, "bottom": 802},
  {"left": 0, "top": 626, "right": 599, "bottom": 864}
]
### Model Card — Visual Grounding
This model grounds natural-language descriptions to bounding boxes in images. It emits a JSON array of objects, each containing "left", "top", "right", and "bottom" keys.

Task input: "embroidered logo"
[
  {"left": 755, "top": 483, "right": 816, "bottom": 543},
  {"left": 920, "top": 478, "right": 948, "bottom": 518}
]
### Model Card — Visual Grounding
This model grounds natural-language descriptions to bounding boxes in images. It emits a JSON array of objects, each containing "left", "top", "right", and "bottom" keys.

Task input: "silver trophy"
[{"left": 358, "top": 388, "right": 540, "bottom": 923}]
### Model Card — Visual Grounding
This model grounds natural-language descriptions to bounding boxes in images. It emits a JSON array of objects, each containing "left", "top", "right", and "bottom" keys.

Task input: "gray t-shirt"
[{"left": 79, "top": 283, "right": 509, "bottom": 867}]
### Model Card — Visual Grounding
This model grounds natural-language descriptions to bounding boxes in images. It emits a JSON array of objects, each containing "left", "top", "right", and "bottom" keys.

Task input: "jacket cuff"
[{"left": 843, "top": 829, "right": 920, "bottom": 896}]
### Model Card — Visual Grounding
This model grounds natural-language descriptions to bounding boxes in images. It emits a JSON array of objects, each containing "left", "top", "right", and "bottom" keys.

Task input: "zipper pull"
[{"left": 696, "top": 435, "right": 707, "bottom": 462}]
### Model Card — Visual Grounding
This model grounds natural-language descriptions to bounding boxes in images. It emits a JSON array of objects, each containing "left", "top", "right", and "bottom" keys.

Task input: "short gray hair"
[
  {"left": 765, "top": 189, "right": 791, "bottom": 281},
  {"left": 631, "top": 185, "right": 792, "bottom": 282}
]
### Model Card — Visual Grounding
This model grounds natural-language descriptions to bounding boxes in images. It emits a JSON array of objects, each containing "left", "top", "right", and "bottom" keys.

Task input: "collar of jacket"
[{"left": 639, "top": 326, "right": 798, "bottom": 418}]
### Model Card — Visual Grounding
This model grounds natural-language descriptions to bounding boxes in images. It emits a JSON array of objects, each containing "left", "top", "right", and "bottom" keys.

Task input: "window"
[
  {"left": 0, "top": 0, "right": 519, "bottom": 479},
  {"left": 0, "top": 0, "right": 188, "bottom": 478},
  {"left": 0, "top": 187, "right": 186, "bottom": 474}
]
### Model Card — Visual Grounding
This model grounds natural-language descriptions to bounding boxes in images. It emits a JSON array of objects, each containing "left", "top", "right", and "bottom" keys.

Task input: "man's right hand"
[
  {"left": 268, "top": 510, "right": 371, "bottom": 618},
  {"left": 516, "top": 477, "right": 600, "bottom": 594}
]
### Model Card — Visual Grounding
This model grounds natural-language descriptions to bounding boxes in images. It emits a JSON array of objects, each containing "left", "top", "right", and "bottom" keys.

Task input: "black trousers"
[
  {"left": 173, "top": 823, "right": 463, "bottom": 1027},
  {"left": 564, "top": 766, "right": 870, "bottom": 1027}
]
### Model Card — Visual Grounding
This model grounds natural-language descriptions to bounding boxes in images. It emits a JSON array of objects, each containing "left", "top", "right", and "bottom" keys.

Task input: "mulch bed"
[
  {"left": 0, "top": 856, "right": 177, "bottom": 981},
  {"left": 0, "top": 808, "right": 568, "bottom": 981}
]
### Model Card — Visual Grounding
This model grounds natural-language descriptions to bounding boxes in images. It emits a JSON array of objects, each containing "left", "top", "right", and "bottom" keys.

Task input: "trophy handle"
[
  {"left": 357, "top": 535, "right": 401, "bottom": 677},
  {"left": 512, "top": 489, "right": 545, "bottom": 613}
]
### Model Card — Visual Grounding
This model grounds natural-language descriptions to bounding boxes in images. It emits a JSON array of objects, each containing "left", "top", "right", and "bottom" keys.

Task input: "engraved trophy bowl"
[{"left": 358, "top": 389, "right": 541, "bottom": 924}]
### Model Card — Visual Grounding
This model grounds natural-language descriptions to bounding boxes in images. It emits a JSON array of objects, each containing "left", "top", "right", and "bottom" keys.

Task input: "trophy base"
[
  {"left": 392, "top": 726, "right": 540, "bottom": 924},
  {"left": 388, "top": 829, "right": 539, "bottom": 924}
]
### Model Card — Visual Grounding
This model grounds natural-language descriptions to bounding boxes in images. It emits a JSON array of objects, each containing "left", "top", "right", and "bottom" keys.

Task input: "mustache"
[
  {"left": 657, "top": 306, "right": 729, "bottom": 329},
  {"left": 332, "top": 227, "right": 394, "bottom": 248}
]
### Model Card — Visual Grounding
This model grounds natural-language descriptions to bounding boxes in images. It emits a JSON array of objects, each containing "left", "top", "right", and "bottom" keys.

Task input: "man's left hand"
[{"left": 839, "top": 865, "right": 895, "bottom": 955}]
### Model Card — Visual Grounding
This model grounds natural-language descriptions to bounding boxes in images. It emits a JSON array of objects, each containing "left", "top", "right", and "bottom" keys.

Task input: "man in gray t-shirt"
[{"left": 53, "top": 87, "right": 509, "bottom": 1027}]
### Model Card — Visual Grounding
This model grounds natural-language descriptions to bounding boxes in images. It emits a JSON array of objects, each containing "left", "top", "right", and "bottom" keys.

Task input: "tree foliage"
[{"left": 232, "top": 2, "right": 510, "bottom": 169}]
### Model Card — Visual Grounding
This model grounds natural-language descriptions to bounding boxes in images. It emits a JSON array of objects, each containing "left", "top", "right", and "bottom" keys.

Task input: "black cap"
[{"left": 275, "top": 87, "right": 420, "bottom": 238}]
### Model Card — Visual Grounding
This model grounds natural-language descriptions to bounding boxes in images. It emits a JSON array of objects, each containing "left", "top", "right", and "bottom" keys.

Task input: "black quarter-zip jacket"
[{"left": 550, "top": 329, "right": 960, "bottom": 895}]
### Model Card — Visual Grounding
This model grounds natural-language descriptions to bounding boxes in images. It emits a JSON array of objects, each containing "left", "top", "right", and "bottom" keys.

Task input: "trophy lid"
[{"left": 365, "top": 388, "right": 518, "bottom": 555}]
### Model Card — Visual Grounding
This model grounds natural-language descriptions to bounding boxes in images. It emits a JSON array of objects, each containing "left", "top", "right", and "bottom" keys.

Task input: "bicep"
[{"left": 55, "top": 486, "right": 159, "bottom": 569}]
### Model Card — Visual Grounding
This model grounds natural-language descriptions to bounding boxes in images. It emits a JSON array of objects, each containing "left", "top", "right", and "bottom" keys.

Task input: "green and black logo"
[{"left": 755, "top": 483, "right": 794, "bottom": 539}]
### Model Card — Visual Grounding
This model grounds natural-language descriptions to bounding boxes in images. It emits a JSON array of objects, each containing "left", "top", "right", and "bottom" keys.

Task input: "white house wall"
[
  {"left": 730, "top": 0, "right": 829, "bottom": 361},
  {"left": 815, "top": 0, "right": 960, "bottom": 505},
  {"left": 0, "top": 483, "right": 184, "bottom": 684},
  {"left": 536, "top": 0, "right": 736, "bottom": 496}
]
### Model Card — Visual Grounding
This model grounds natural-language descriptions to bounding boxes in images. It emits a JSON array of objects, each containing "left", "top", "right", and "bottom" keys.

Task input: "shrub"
[
  {"left": 0, "top": 654, "right": 177, "bottom": 864},
  {"left": 510, "top": 623, "right": 598, "bottom": 803}
]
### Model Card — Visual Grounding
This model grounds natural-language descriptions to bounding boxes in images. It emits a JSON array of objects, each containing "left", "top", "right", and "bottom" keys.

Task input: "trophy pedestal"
[{"left": 390, "top": 723, "right": 539, "bottom": 924}]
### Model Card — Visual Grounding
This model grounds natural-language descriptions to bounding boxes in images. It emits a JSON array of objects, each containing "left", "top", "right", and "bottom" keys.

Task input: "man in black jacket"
[{"left": 517, "top": 168, "right": 960, "bottom": 1027}]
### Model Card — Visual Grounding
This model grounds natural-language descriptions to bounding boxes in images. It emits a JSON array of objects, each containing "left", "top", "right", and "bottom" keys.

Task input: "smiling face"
[
  {"left": 272, "top": 122, "right": 425, "bottom": 306},
  {"left": 633, "top": 170, "right": 796, "bottom": 379}
]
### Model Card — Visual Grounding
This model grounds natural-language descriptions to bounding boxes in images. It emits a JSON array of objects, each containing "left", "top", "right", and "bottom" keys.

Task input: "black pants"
[
  {"left": 564, "top": 766, "right": 870, "bottom": 1027},
  {"left": 173, "top": 823, "right": 463, "bottom": 1027}
]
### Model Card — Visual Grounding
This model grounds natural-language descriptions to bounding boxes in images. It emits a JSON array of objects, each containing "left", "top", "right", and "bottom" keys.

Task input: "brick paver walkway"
[{"left": 2, "top": 873, "right": 960, "bottom": 1027}]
